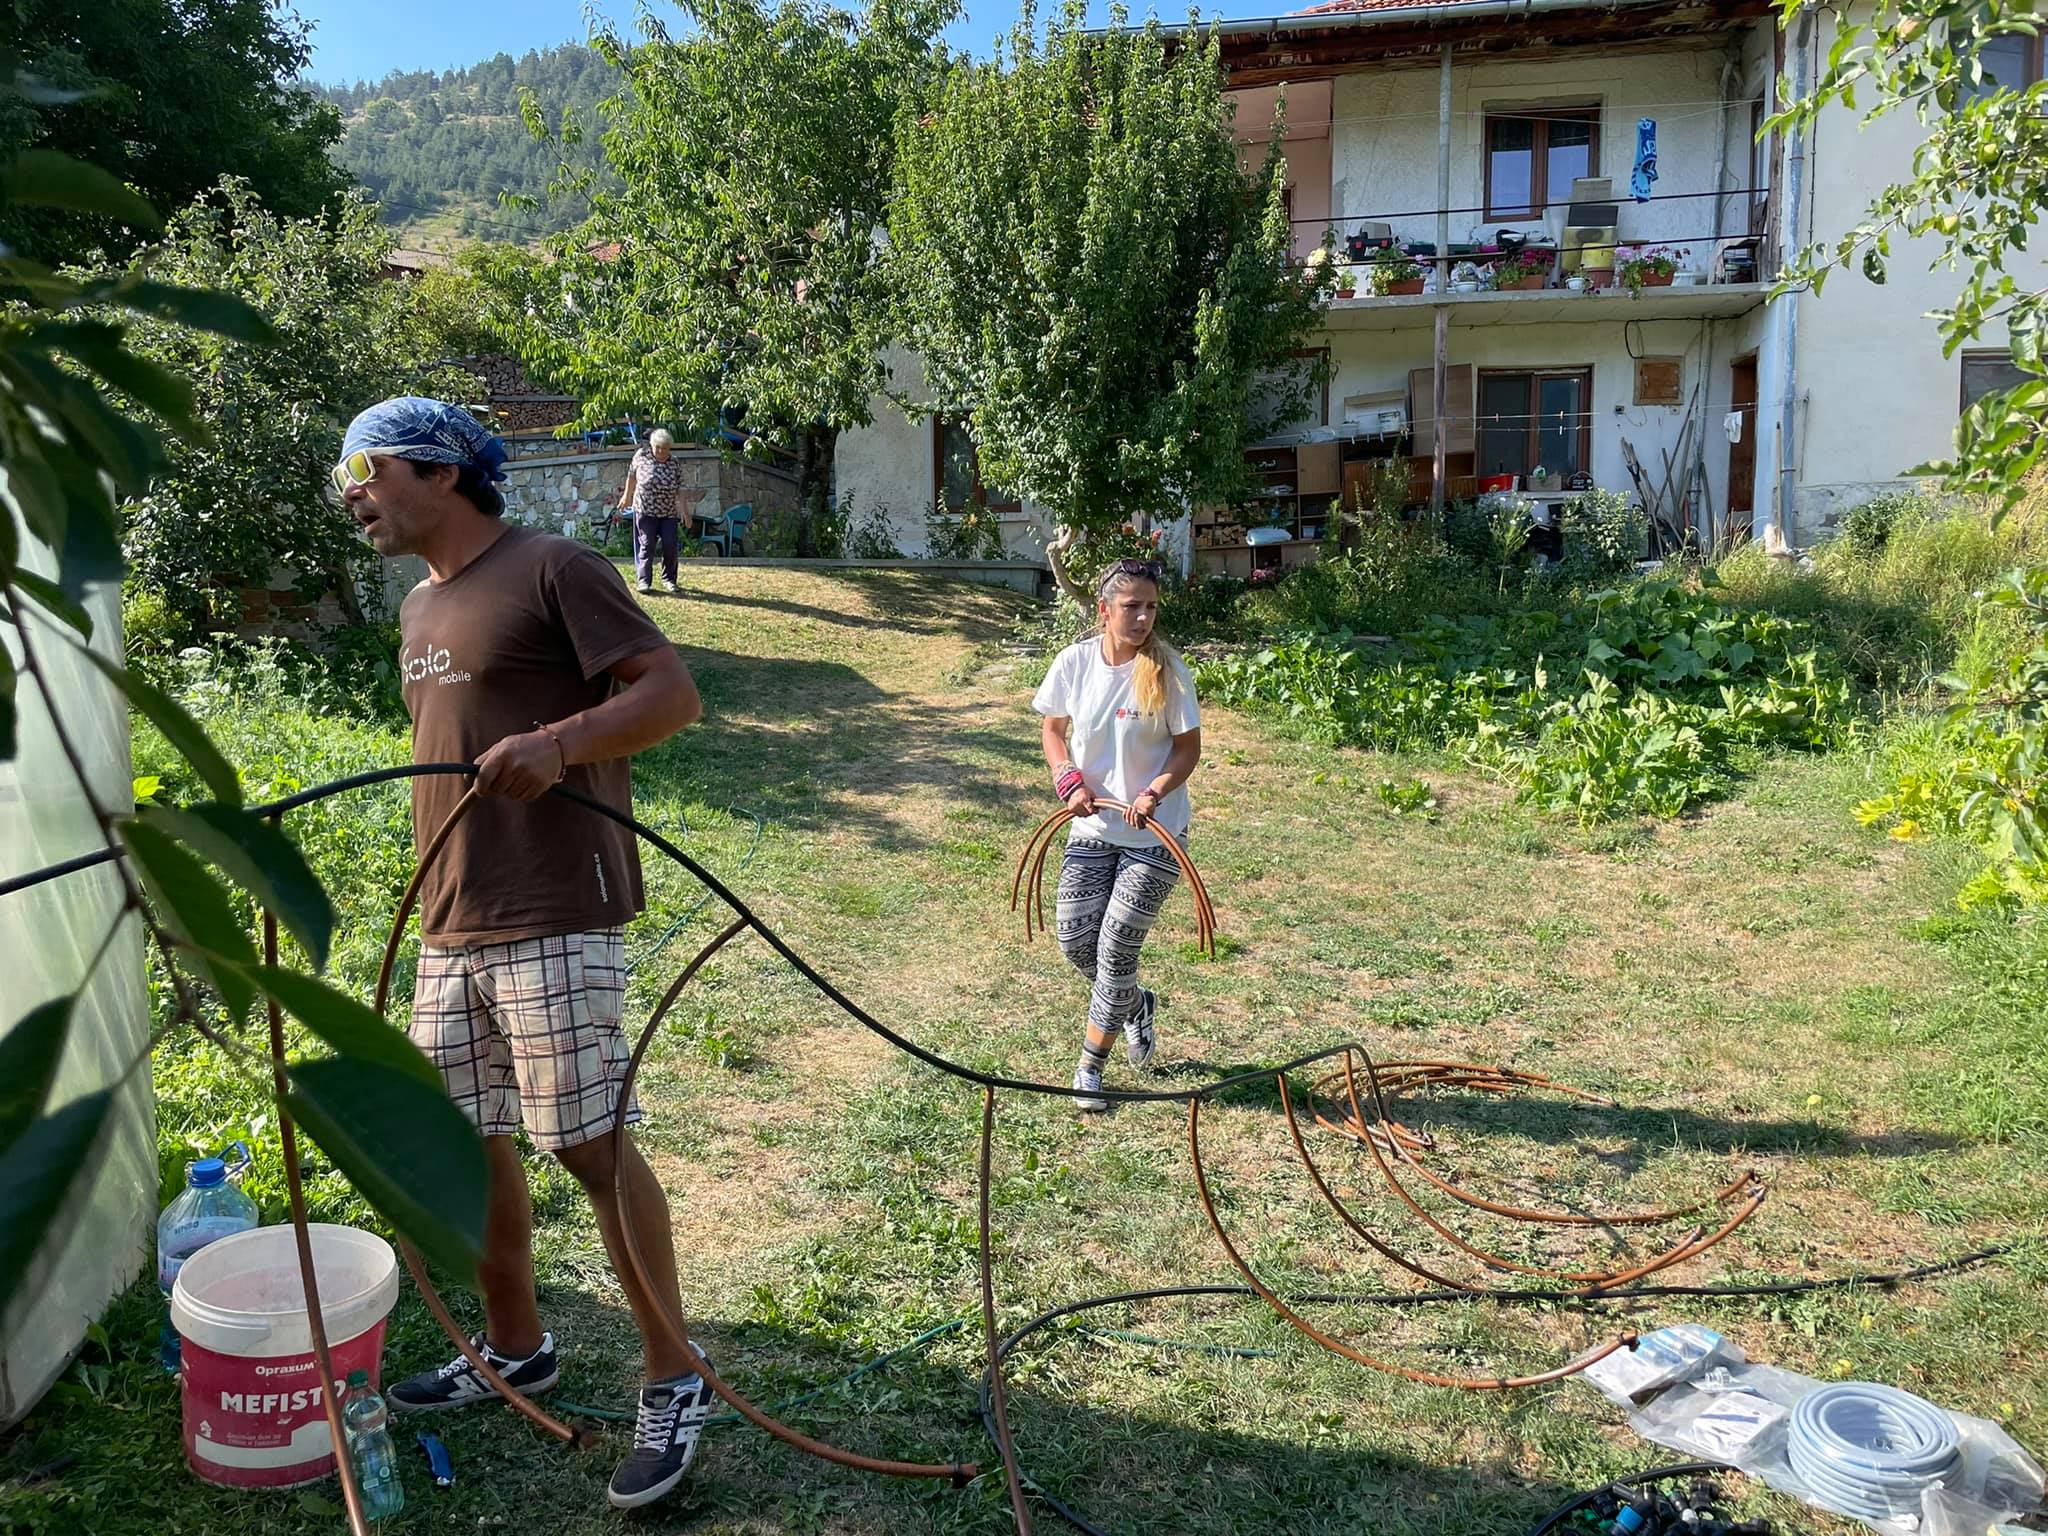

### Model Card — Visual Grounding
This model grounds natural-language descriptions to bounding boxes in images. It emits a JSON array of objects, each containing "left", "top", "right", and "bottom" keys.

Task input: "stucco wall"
[
  {"left": 1779, "top": 5, "right": 2037, "bottom": 540},
  {"left": 1324, "top": 45, "right": 1745, "bottom": 264},
  {"left": 833, "top": 346, "right": 1053, "bottom": 559},
  {"left": 1322, "top": 310, "right": 1744, "bottom": 525}
]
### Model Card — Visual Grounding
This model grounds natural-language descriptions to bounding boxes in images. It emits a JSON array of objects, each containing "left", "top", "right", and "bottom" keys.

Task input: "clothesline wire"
[{"left": 1291, "top": 186, "right": 1765, "bottom": 228}]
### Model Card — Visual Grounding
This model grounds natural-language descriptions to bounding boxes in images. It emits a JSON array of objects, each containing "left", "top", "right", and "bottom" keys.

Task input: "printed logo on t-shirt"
[{"left": 401, "top": 641, "right": 473, "bottom": 687}]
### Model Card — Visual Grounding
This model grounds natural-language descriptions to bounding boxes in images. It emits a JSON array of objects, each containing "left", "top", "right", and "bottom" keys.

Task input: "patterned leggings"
[{"left": 1055, "top": 837, "right": 1182, "bottom": 1038}]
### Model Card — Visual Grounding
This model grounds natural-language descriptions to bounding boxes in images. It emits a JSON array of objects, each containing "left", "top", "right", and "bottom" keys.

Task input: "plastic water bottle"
[
  {"left": 157, "top": 1149, "right": 258, "bottom": 1372},
  {"left": 340, "top": 1370, "right": 406, "bottom": 1518}
]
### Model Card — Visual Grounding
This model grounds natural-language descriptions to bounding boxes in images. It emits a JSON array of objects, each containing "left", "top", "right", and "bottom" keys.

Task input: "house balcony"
[{"left": 1320, "top": 280, "right": 1770, "bottom": 332}]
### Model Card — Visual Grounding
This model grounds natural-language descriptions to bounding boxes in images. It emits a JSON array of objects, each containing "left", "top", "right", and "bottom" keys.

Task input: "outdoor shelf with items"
[{"left": 1192, "top": 437, "right": 1341, "bottom": 578}]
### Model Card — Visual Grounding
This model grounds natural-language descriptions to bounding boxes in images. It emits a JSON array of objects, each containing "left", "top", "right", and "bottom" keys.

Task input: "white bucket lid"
[{"left": 171, "top": 1223, "right": 398, "bottom": 1359}]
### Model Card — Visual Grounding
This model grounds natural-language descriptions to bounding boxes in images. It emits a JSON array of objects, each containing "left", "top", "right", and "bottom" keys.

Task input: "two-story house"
[{"left": 835, "top": 0, "right": 2044, "bottom": 571}]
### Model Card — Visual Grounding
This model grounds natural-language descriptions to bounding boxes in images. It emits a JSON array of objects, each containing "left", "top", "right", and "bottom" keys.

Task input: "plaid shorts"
[{"left": 409, "top": 928, "right": 642, "bottom": 1150}]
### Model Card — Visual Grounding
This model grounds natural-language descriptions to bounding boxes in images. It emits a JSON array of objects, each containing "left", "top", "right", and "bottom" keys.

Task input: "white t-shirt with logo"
[{"left": 1032, "top": 639, "right": 1201, "bottom": 848}]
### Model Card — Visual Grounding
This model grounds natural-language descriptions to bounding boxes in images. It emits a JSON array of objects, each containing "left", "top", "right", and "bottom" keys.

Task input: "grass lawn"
[{"left": 5, "top": 565, "right": 2044, "bottom": 1536}]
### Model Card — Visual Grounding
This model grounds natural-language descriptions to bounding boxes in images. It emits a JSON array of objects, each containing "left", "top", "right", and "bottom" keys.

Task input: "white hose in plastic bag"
[{"left": 1786, "top": 1381, "right": 1962, "bottom": 1520}]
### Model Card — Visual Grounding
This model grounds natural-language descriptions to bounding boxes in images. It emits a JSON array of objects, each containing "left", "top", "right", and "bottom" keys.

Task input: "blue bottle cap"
[
  {"left": 1614, "top": 1505, "right": 1648, "bottom": 1536},
  {"left": 189, "top": 1158, "right": 227, "bottom": 1187}
]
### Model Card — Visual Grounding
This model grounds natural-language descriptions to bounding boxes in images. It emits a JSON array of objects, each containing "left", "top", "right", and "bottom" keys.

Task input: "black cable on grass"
[
  {"left": 972, "top": 1249, "right": 2008, "bottom": 1536},
  {"left": 2, "top": 764, "right": 2022, "bottom": 1533}
]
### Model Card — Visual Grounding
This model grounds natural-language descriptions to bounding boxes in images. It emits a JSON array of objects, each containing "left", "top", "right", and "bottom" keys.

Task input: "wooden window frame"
[
  {"left": 932, "top": 416, "right": 1021, "bottom": 517},
  {"left": 1483, "top": 105, "right": 1601, "bottom": 221},
  {"left": 1476, "top": 367, "right": 1594, "bottom": 480},
  {"left": 1966, "top": 25, "right": 2046, "bottom": 98},
  {"left": 1960, "top": 349, "right": 2030, "bottom": 414},
  {"left": 1747, "top": 97, "right": 1769, "bottom": 238}
]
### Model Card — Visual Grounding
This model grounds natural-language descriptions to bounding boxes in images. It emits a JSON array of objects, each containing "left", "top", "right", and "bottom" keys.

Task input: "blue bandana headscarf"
[{"left": 340, "top": 396, "right": 509, "bottom": 483}]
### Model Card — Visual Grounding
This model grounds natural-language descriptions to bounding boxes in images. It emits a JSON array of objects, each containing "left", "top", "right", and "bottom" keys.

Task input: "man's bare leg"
[
  {"left": 478, "top": 1133, "right": 545, "bottom": 1359},
  {"left": 556, "top": 1129, "right": 691, "bottom": 1381}
]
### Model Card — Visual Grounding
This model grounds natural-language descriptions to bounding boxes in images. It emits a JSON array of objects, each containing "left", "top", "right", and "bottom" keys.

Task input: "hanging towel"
[{"left": 1631, "top": 117, "right": 1659, "bottom": 203}]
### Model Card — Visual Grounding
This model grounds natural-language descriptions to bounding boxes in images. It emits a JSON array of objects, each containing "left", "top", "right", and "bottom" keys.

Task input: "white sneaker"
[
  {"left": 636, "top": 581, "right": 654, "bottom": 595},
  {"left": 1073, "top": 1062, "right": 1108, "bottom": 1113}
]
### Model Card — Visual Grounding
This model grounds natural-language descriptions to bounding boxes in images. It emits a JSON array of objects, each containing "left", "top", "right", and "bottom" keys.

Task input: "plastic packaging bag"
[
  {"left": 1582, "top": 1324, "right": 1742, "bottom": 1405},
  {"left": 1599, "top": 1348, "right": 2046, "bottom": 1535}
]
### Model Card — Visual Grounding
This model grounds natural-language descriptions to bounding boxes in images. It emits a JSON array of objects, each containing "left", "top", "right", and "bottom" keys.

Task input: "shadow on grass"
[
  {"left": 1157, "top": 1059, "right": 1959, "bottom": 1162},
  {"left": 10, "top": 1278, "right": 1597, "bottom": 1536},
  {"left": 656, "top": 567, "right": 1034, "bottom": 642},
  {"left": 630, "top": 645, "right": 1043, "bottom": 855}
]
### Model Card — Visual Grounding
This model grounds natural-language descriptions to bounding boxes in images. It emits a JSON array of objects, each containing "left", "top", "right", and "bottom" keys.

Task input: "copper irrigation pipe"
[
  {"left": 366, "top": 790, "right": 589, "bottom": 1449},
  {"left": 1186, "top": 1095, "right": 1641, "bottom": 1391},
  {"left": 214, "top": 761, "right": 1769, "bottom": 1532},
  {"left": 1283, "top": 1051, "right": 1758, "bottom": 1296},
  {"left": 263, "top": 903, "right": 371, "bottom": 1536},
  {"left": 1274, "top": 1070, "right": 1477, "bottom": 1293},
  {"left": 1010, "top": 801, "right": 1217, "bottom": 958},
  {"left": 594, "top": 915, "right": 977, "bottom": 1485},
  {"left": 1310, "top": 1065, "right": 1762, "bottom": 1228},
  {"left": 1330, "top": 1049, "right": 1762, "bottom": 1290},
  {"left": 373, "top": 789, "right": 980, "bottom": 1487},
  {"left": 979, "top": 1087, "right": 1035, "bottom": 1535}
]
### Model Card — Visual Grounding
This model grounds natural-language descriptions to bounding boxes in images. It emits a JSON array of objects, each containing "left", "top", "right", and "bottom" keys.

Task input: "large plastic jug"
[{"left": 157, "top": 1146, "right": 258, "bottom": 1372}]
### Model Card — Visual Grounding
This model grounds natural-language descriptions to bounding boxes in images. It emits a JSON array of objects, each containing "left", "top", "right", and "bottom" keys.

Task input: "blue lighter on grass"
[{"left": 416, "top": 1431, "right": 453, "bottom": 1489}]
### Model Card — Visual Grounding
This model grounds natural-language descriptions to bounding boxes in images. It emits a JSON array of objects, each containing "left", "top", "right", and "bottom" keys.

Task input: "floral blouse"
[{"left": 628, "top": 449, "right": 684, "bottom": 520}]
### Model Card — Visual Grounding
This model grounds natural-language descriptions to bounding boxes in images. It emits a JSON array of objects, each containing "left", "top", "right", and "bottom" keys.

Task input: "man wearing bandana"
[{"left": 332, "top": 397, "right": 712, "bottom": 1510}]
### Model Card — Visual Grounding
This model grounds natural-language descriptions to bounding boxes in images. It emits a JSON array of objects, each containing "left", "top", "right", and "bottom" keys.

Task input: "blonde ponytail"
[{"left": 1133, "top": 632, "right": 1179, "bottom": 718}]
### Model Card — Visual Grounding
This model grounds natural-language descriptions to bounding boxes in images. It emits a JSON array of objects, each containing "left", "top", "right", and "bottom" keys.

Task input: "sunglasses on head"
[
  {"left": 1103, "top": 558, "right": 1163, "bottom": 585},
  {"left": 329, "top": 449, "right": 384, "bottom": 495}
]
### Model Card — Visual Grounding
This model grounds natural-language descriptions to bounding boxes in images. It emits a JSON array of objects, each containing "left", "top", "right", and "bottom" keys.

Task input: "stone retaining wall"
[{"left": 497, "top": 449, "right": 802, "bottom": 542}]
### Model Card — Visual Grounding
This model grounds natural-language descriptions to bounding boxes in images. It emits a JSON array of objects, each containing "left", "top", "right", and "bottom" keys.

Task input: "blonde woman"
[
  {"left": 618, "top": 429, "right": 690, "bottom": 594},
  {"left": 1032, "top": 559, "right": 1203, "bottom": 1111}
]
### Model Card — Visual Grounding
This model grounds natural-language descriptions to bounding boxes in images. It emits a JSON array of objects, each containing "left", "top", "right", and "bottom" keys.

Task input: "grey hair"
[{"left": 647, "top": 428, "right": 675, "bottom": 450}]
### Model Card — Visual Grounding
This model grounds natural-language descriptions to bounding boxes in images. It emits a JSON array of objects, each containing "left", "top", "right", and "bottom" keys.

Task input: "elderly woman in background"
[{"left": 618, "top": 428, "right": 691, "bottom": 595}]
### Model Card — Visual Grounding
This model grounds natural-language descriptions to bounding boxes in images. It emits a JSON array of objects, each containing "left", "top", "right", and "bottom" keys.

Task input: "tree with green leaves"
[
  {"left": 1, "top": 85, "right": 485, "bottom": 1523},
  {"left": 890, "top": 2, "right": 1330, "bottom": 601},
  {"left": 2, "top": 0, "right": 348, "bottom": 265},
  {"left": 1774, "top": 0, "right": 2046, "bottom": 503},
  {"left": 111, "top": 179, "right": 475, "bottom": 642},
  {"left": 502, "top": 0, "right": 956, "bottom": 555}
]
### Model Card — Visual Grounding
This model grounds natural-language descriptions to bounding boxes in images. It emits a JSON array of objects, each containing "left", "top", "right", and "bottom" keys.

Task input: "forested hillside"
[{"left": 314, "top": 45, "right": 614, "bottom": 244}]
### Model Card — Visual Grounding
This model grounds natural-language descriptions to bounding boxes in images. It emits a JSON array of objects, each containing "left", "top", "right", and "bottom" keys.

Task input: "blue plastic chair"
[{"left": 699, "top": 502, "right": 753, "bottom": 557}]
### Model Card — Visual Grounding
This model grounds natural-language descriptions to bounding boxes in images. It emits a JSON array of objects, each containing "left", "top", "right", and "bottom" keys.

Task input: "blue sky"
[{"left": 290, "top": 0, "right": 1271, "bottom": 85}]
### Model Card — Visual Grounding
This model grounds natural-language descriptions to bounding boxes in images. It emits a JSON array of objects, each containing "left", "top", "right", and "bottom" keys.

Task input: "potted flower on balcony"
[
  {"left": 1333, "top": 263, "right": 1359, "bottom": 299},
  {"left": 1490, "top": 246, "right": 1554, "bottom": 291},
  {"left": 1371, "top": 251, "right": 1426, "bottom": 296},
  {"left": 1616, "top": 245, "right": 1686, "bottom": 296}
]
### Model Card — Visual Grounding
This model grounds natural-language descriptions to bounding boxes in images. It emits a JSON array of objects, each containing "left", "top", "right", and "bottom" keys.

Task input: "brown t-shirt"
[{"left": 399, "top": 526, "right": 669, "bottom": 945}]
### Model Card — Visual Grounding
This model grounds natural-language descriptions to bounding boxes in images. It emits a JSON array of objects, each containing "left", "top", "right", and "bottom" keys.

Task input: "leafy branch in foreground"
[
  {"left": 1770, "top": 0, "right": 2047, "bottom": 504},
  {"left": 1, "top": 96, "right": 486, "bottom": 1328}
]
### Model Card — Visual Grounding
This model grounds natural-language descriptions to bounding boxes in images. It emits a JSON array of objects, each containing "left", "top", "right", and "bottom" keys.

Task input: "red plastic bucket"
[{"left": 169, "top": 1224, "right": 398, "bottom": 1488}]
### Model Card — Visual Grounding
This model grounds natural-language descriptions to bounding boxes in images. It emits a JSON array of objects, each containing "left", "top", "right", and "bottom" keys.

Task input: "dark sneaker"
[
  {"left": 607, "top": 1366, "right": 716, "bottom": 1510},
  {"left": 1124, "top": 988, "right": 1157, "bottom": 1069},
  {"left": 386, "top": 1332, "right": 559, "bottom": 1412}
]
